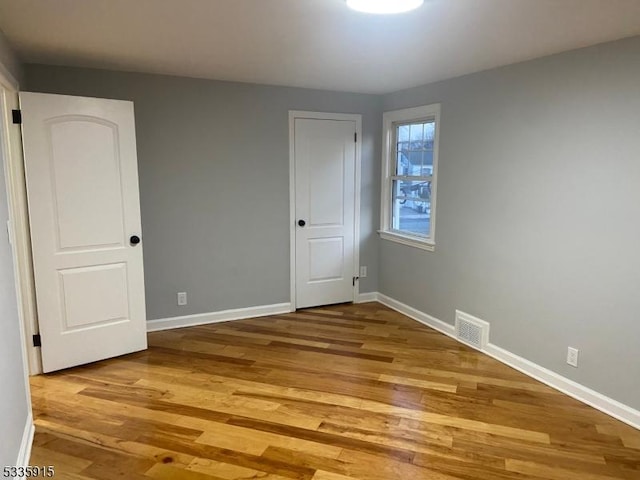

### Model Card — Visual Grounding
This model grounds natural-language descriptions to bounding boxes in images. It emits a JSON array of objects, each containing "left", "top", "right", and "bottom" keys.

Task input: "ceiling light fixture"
[{"left": 346, "top": 0, "right": 424, "bottom": 14}]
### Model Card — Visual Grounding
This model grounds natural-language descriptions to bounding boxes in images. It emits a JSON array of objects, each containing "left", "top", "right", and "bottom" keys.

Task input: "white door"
[
  {"left": 20, "top": 92, "right": 147, "bottom": 373},
  {"left": 293, "top": 114, "right": 358, "bottom": 309}
]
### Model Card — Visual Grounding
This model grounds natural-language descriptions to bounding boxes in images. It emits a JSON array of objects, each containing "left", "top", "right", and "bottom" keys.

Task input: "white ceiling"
[{"left": 1, "top": 0, "right": 639, "bottom": 94}]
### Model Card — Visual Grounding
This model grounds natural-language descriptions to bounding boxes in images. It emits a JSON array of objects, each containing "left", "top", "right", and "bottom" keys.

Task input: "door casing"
[
  {"left": 288, "top": 110, "right": 362, "bottom": 311},
  {"left": 0, "top": 71, "right": 42, "bottom": 376}
]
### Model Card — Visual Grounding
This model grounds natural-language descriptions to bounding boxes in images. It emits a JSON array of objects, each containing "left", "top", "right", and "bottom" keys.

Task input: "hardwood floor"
[{"left": 30, "top": 302, "right": 640, "bottom": 479}]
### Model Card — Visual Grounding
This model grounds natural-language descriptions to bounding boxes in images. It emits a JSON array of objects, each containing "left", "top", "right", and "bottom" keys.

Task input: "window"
[{"left": 380, "top": 104, "right": 440, "bottom": 251}]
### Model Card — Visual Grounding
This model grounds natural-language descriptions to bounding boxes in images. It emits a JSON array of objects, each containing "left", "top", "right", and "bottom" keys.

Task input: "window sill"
[{"left": 378, "top": 230, "right": 435, "bottom": 252}]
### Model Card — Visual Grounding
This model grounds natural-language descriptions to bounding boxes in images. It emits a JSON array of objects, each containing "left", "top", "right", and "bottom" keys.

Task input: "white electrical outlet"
[
  {"left": 360, "top": 266, "right": 367, "bottom": 278},
  {"left": 177, "top": 292, "right": 187, "bottom": 306},
  {"left": 567, "top": 347, "right": 579, "bottom": 367}
]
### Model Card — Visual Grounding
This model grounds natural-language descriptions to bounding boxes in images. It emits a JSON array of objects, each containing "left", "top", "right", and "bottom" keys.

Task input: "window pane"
[
  {"left": 403, "top": 150, "right": 422, "bottom": 176},
  {"left": 424, "top": 121, "right": 435, "bottom": 143},
  {"left": 392, "top": 180, "right": 432, "bottom": 237},
  {"left": 395, "top": 119, "right": 436, "bottom": 177},
  {"left": 421, "top": 150, "right": 434, "bottom": 176},
  {"left": 396, "top": 151, "right": 408, "bottom": 175},
  {"left": 421, "top": 121, "right": 435, "bottom": 174},
  {"left": 409, "top": 123, "right": 423, "bottom": 146},
  {"left": 397, "top": 124, "right": 410, "bottom": 143}
]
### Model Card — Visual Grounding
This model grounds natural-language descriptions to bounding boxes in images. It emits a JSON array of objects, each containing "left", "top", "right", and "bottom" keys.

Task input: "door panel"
[
  {"left": 309, "top": 146, "right": 344, "bottom": 226},
  {"left": 20, "top": 92, "right": 146, "bottom": 373},
  {"left": 59, "top": 263, "right": 129, "bottom": 330},
  {"left": 49, "top": 118, "right": 125, "bottom": 250},
  {"left": 294, "top": 117, "right": 356, "bottom": 309},
  {"left": 309, "top": 237, "right": 344, "bottom": 281}
]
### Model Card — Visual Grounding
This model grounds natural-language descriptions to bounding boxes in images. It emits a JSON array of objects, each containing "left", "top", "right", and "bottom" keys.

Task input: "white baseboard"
[
  {"left": 147, "top": 302, "right": 292, "bottom": 332},
  {"left": 377, "top": 293, "right": 456, "bottom": 338},
  {"left": 16, "top": 412, "right": 34, "bottom": 467},
  {"left": 355, "top": 292, "right": 379, "bottom": 303},
  {"left": 375, "top": 292, "right": 640, "bottom": 431},
  {"left": 483, "top": 343, "right": 640, "bottom": 430}
]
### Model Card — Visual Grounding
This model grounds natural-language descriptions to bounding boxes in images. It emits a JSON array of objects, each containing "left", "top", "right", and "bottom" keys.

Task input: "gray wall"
[
  {"left": 25, "top": 66, "right": 381, "bottom": 319},
  {"left": 380, "top": 36, "right": 640, "bottom": 409},
  {"left": 0, "top": 98, "right": 29, "bottom": 466},
  {"left": 23, "top": 36, "right": 640, "bottom": 412},
  {"left": 0, "top": 27, "right": 29, "bottom": 466}
]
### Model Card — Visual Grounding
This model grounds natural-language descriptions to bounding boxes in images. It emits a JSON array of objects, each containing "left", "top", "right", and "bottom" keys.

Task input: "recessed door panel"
[
  {"left": 49, "top": 119, "right": 125, "bottom": 251},
  {"left": 60, "top": 263, "right": 129, "bottom": 330},
  {"left": 308, "top": 238, "right": 344, "bottom": 282},
  {"left": 309, "top": 139, "right": 345, "bottom": 227}
]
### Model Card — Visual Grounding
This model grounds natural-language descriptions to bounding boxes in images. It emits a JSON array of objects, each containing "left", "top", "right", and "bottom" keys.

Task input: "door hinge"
[
  {"left": 32, "top": 334, "right": 41, "bottom": 347},
  {"left": 12, "top": 109, "right": 22, "bottom": 124},
  {"left": 353, "top": 276, "right": 359, "bottom": 286},
  {"left": 354, "top": 132, "right": 357, "bottom": 143}
]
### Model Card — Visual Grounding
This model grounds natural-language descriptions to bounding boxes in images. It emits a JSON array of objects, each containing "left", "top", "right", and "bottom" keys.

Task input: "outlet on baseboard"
[
  {"left": 567, "top": 347, "right": 579, "bottom": 367},
  {"left": 360, "top": 266, "right": 367, "bottom": 278},
  {"left": 177, "top": 292, "right": 187, "bottom": 306}
]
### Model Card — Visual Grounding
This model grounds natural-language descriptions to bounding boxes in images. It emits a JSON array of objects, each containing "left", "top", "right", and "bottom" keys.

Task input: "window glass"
[
  {"left": 391, "top": 180, "right": 431, "bottom": 237},
  {"left": 391, "top": 118, "right": 435, "bottom": 237}
]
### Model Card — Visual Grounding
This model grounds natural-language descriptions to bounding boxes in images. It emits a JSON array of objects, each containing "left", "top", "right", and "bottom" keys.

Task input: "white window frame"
[{"left": 379, "top": 103, "right": 441, "bottom": 251}]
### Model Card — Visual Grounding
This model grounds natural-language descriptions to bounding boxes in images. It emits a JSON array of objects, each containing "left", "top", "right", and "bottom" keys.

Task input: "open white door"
[
  {"left": 292, "top": 113, "right": 359, "bottom": 309},
  {"left": 20, "top": 92, "right": 147, "bottom": 373}
]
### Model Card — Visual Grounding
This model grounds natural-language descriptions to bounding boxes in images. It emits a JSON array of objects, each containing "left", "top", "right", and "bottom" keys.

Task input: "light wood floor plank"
[{"left": 30, "top": 302, "right": 640, "bottom": 479}]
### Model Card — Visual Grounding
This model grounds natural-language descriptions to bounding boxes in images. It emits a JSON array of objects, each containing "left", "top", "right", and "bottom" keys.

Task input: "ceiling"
[{"left": 1, "top": 0, "right": 639, "bottom": 94}]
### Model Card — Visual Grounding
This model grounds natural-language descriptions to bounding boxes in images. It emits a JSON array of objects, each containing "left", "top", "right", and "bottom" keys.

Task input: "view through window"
[{"left": 392, "top": 119, "right": 435, "bottom": 237}]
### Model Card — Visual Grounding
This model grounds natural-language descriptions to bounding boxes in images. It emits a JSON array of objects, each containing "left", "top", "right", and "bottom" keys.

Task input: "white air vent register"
[{"left": 455, "top": 310, "right": 490, "bottom": 350}]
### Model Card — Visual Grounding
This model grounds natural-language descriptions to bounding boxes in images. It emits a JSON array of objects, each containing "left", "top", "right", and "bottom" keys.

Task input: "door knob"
[
  {"left": 130, "top": 235, "right": 141, "bottom": 245},
  {"left": 298, "top": 220, "right": 306, "bottom": 227}
]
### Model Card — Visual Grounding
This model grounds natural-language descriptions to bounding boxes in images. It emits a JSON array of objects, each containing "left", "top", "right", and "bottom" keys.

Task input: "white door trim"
[
  {"left": 0, "top": 73, "right": 34, "bottom": 445},
  {"left": 288, "top": 111, "right": 362, "bottom": 311},
  {"left": 1, "top": 87, "right": 42, "bottom": 375}
]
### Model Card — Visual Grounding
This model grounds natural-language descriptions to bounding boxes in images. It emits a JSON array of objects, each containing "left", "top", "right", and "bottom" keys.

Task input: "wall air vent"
[{"left": 455, "top": 310, "right": 490, "bottom": 350}]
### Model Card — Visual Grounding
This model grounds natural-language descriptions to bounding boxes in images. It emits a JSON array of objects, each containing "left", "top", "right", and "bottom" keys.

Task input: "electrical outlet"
[
  {"left": 177, "top": 292, "right": 187, "bottom": 306},
  {"left": 360, "top": 266, "right": 367, "bottom": 278},
  {"left": 567, "top": 347, "right": 579, "bottom": 367}
]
